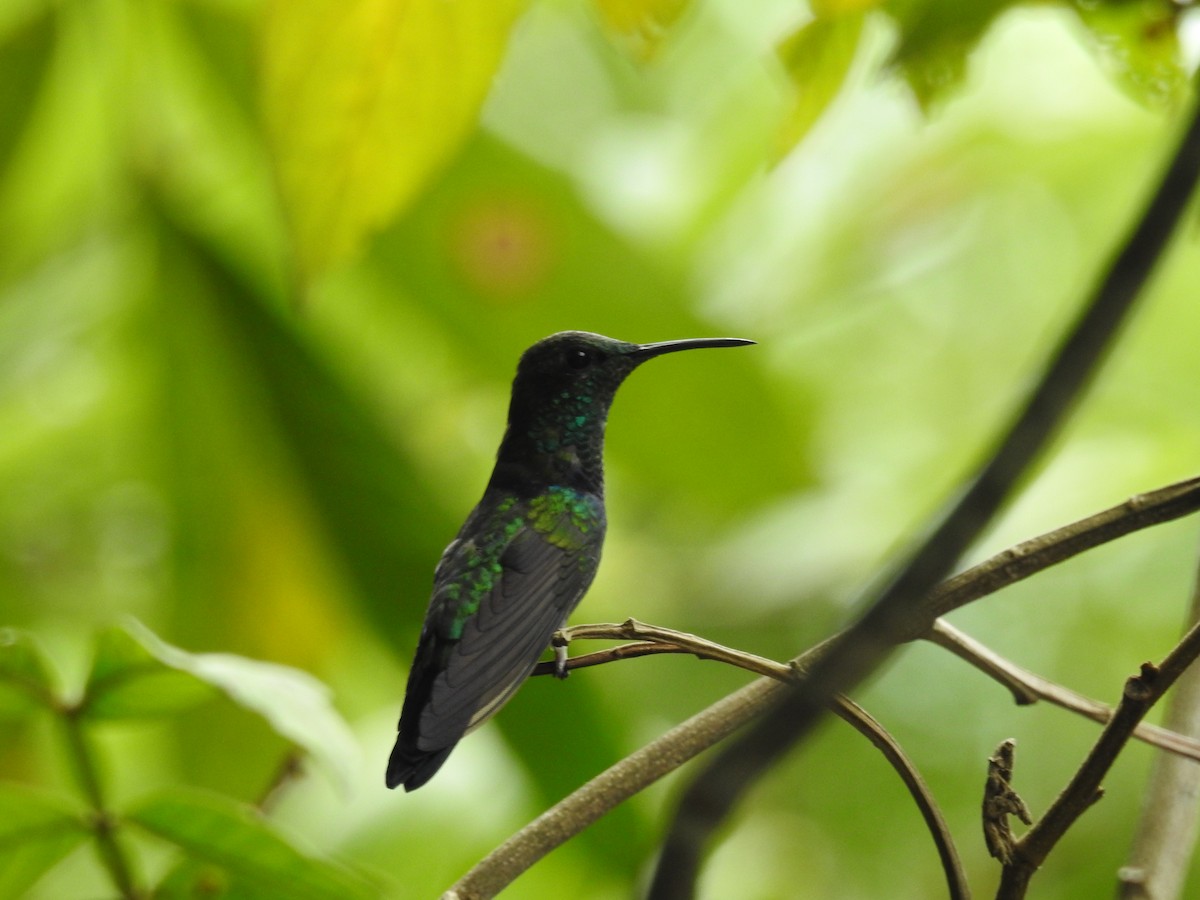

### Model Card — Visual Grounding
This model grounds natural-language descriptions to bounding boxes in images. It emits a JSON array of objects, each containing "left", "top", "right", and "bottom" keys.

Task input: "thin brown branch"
[
  {"left": 997, "top": 620, "right": 1200, "bottom": 899},
  {"left": 928, "top": 619, "right": 1200, "bottom": 762},
  {"left": 834, "top": 694, "right": 969, "bottom": 900},
  {"left": 920, "top": 477, "right": 1200, "bottom": 630},
  {"left": 1119, "top": 546, "right": 1200, "bottom": 900},
  {"left": 464, "top": 621, "right": 969, "bottom": 900}
]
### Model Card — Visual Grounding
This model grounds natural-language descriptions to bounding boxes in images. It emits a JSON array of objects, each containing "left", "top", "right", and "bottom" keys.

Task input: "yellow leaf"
[
  {"left": 811, "top": 0, "right": 882, "bottom": 17},
  {"left": 260, "top": 0, "right": 526, "bottom": 282},
  {"left": 593, "top": 0, "right": 692, "bottom": 61}
]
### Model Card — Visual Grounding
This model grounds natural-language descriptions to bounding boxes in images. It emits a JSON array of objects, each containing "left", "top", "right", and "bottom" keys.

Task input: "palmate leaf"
[
  {"left": 129, "top": 788, "right": 374, "bottom": 900},
  {"left": 0, "top": 783, "right": 88, "bottom": 898},
  {"left": 0, "top": 628, "right": 56, "bottom": 719},
  {"left": 260, "top": 0, "right": 528, "bottom": 282}
]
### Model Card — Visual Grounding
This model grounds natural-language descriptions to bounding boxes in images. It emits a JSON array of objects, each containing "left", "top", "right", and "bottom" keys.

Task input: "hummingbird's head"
[
  {"left": 496, "top": 330, "right": 753, "bottom": 493},
  {"left": 511, "top": 330, "right": 754, "bottom": 408}
]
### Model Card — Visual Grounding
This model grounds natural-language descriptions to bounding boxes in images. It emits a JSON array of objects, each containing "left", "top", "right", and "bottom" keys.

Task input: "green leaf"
[
  {"left": 0, "top": 8, "right": 55, "bottom": 183},
  {"left": 148, "top": 189, "right": 453, "bottom": 664},
  {"left": 260, "top": 0, "right": 527, "bottom": 281},
  {"left": 0, "top": 628, "right": 56, "bottom": 718},
  {"left": 83, "top": 626, "right": 219, "bottom": 719},
  {"left": 776, "top": 13, "right": 865, "bottom": 154},
  {"left": 0, "top": 783, "right": 88, "bottom": 898},
  {"left": 1070, "top": 0, "right": 1186, "bottom": 108},
  {"left": 883, "top": 0, "right": 1015, "bottom": 108},
  {"left": 122, "top": 622, "right": 360, "bottom": 792},
  {"left": 129, "top": 788, "right": 374, "bottom": 900}
]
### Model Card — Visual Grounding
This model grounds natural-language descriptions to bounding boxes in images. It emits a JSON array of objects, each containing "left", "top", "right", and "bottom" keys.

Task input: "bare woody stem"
[
  {"left": 995, "top": 616, "right": 1200, "bottom": 898},
  {"left": 60, "top": 708, "right": 142, "bottom": 899},
  {"left": 1117, "top": 544, "right": 1200, "bottom": 900}
]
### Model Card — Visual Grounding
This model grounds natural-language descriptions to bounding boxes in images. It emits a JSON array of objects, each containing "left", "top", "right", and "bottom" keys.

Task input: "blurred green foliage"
[{"left": 1, "top": 0, "right": 1199, "bottom": 897}]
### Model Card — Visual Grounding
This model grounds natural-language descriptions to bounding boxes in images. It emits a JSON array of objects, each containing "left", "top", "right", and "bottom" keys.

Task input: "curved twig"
[{"left": 472, "top": 620, "right": 969, "bottom": 900}]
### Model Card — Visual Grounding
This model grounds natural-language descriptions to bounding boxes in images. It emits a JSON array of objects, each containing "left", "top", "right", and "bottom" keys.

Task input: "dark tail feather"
[{"left": 386, "top": 739, "right": 454, "bottom": 791}]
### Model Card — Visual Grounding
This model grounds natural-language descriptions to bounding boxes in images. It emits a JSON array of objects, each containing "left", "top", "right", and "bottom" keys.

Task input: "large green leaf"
[
  {"left": 83, "top": 625, "right": 219, "bottom": 720},
  {"left": 0, "top": 628, "right": 56, "bottom": 719},
  {"left": 260, "top": 0, "right": 528, "bottom": 281},
  {"left": 0, "top": 8, "right": 55, "bottom": 185},
  {"left": 102, "top": 621, "right": 360, "bottom": 792},
  {"left": 0, "top": 782, "right": 88, "bottom": 898},
  {"left": 129, "top": 788, "right": 374, "bottom": 900},
  {"left": 150, "top": 191, "right": 453, "bottom": 649}
]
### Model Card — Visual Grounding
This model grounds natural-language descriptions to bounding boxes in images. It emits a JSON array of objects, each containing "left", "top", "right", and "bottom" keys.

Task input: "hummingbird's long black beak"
[{"left": 629, "top": 337, "right": 755, "bottom": 361}]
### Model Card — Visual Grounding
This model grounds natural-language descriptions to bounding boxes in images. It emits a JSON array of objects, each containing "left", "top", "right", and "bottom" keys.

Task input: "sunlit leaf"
[
  {"left": 129, "top": 788, "right": 374, "bottom": 900},
  {"left": 260, "top": 0, "right": 527, "bottom": 282},
  {"left": 812, "top": 0, "right": 883, "bottom": 15},
  {"left": 125, "top": 621, "right": 361, "bottom": 792},
  {"left": 593, "top": 0, "right": 693, "bottom": 60},
  {"left": 149, "top": 191, "right": 453, "bottom": 658},
  {"left": 0, "top": 783, "right": 88, "bottom": 898},
  {"left": 83, "top": 626, "right": 219, "bottom": 719},
  {"left": 883, "top": 0, "right": 1016, "bottom": 109},
  {"left": 0, "top": 629, "right": 56, "bottom": 718},
  {"left": 1070, "top": 0, "right": 1186, "bottom": 108},
  {"left": 776, "top": 13, "right": 864, "bottom": 155}
]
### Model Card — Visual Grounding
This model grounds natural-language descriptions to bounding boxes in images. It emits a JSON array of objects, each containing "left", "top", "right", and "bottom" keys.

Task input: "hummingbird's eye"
[{"left": 566, "top": 348, "right": 593, "bottom": 369}]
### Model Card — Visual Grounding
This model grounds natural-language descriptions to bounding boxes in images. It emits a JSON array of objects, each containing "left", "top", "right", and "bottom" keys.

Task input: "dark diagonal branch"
[
  {"left": 650, "top": 77, "right": 1200, "bottom": 899},
  {"left": 1118, "top": 546, "right": 1200, "bottom": 900}
]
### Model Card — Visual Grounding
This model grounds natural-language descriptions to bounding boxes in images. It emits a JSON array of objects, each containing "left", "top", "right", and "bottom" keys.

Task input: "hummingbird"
[{"left": 386, "top": 330, "right": 753, "bottom": 791}]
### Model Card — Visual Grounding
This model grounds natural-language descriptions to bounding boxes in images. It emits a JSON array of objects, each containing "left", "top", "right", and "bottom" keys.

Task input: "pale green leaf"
[
  {"left": 123, "top": 621, "right": 360, "bottom": 791},
  {"left": 260, "top": 0, "right": 527, "bottom": 281},
  {"left": 776, "top": 13, "right": 864, "bottom": 155},
  {"left": 83, "top": 626, "right": 219, "bottom": 719},
  {"left": 593, "top": 0, "right": 693, "bottom": 60},
  {"left": 0, "top": 783, "right": 88, "bottom": 898},
  {"left": 0, "top": 628, "right": 56, "bottom": 718},
  {"left": 1070, "top": 0, "right": 1186, "bottom": 108},
  {"left": 129, "top": 788, "right": 374, "bottom": 900},
  {"left": 883, "top": 0, "right": 1015, "bottom": 109}
]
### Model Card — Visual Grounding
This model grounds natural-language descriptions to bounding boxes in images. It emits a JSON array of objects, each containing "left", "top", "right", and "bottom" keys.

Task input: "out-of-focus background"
[{"left": 3, "top": 0, "right": 1200, "bottom": 897}]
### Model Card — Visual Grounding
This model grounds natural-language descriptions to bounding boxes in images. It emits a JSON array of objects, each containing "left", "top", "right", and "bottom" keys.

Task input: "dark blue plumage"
[{"left": 387, "top": 331, "right": 752, "bottom": 791}]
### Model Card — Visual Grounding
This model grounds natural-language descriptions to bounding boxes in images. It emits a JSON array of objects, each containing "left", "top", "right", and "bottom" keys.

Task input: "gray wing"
[{"left": 415, "top": 521, "right": 601, "bottom": 751}]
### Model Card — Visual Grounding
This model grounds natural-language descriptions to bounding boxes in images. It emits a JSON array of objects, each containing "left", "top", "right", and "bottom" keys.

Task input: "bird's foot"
[{"left": 553, "top": 642, "right": 570, "bottom": 680}]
